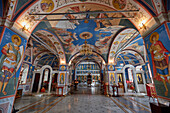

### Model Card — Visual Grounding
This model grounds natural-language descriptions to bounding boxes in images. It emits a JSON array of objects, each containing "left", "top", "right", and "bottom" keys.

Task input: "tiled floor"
[{"left": 14, "top": 86, "right": 152, "bottom": 113}]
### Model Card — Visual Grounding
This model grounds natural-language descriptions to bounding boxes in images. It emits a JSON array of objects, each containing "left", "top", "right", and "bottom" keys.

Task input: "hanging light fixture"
[{"left": 80, "top": 35, "right": 92, "bottom": 55}]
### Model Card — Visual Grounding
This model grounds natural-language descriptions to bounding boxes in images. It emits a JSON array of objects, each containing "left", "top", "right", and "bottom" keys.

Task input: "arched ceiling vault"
[
  {"left": 69, "top": 52, "right": 105, "bottom": 67},
  {"left": 75, "top": 60, "right": 101, "bottom": 70},
  {"left": 2, "top": 0, "right": 168, "bottom": 67},
  {"left": 33, "top": 51, "right": 60, "bottom": 69}
]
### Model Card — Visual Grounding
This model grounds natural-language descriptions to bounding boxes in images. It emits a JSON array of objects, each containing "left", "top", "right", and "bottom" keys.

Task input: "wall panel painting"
[
  {"left": 0, "top": 28, "right": 27, "bottom": 97},
  {"left": 144, "top": 24, "right": 170, "bottom": 98},
  {"left": 59, "top": 73, "right": 65, "bottom": 85},
  {"left": 109, "top": 73, "right": 115, "bottom": 84}
]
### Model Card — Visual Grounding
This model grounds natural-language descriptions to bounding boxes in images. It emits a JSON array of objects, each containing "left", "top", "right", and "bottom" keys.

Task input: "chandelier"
[{"left": 80, "top": 35, "right": 92, "bottom": 55}]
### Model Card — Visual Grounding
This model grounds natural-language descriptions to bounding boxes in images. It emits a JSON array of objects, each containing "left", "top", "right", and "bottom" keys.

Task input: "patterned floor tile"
[{"left": 14, "top": 87, "right": 152, "bottom": 113}]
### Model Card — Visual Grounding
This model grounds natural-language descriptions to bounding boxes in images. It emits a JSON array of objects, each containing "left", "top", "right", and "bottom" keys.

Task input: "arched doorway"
[
  {"left": 123, "top": 64, "right": 139, "bottom": 93},
  {"left": 31, "top": 65, "right": 53, "bottom": 93}
]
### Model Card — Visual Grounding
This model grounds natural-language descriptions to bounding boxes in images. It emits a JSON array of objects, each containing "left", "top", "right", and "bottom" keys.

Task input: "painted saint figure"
[
  {"left": 149, "top": 32, "right": 170, "bottom": 96},
  {"left": 60, "top": 73, "right": 64, "bottom": 84},
  {"left": 0, "top": 35, "right": 21, "bottom": 95}
]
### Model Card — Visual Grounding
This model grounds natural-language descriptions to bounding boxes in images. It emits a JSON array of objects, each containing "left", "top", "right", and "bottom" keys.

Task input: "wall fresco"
[
  {"left": 0, "top": 0, "right": 3, "bottom": 17},
  {"left": 109, "top": 72, "right": 115, "bottom": 84},
  {"left": 0, "top": 28, "right": 27, "bottom": 97},
  {"left": 144, "top": 24, "right": 170, "bottom": 98},
  {"left": 0, "top": 26, "right": 3, "bottom": 35},
  {"left": 6, "top": 0, "right": 17, "bottom": 20},
  {"left": 167, "top": 22, "right": 170, "bottom": 32}
]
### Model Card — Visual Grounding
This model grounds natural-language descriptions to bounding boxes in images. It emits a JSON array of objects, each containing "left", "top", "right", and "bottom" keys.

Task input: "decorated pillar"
[
  {"left": 107, "top": 65, "right": 115, "bottom": 95},
  {"left": 103, "top": 63, "right": 109, "bottom": 95},
  {"left": 57, "top": 65, "right": 68, "bottom": 95},
  {"left": 0, "top": 27, "right": 28, "bottom": 112}
]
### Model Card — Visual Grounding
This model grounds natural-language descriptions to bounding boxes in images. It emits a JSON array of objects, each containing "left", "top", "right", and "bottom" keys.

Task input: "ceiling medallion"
[
  {"left": 79, "top": 32, "right": 93, "bottom": 39},
  {"left": 40, "top": 0, "right": 54, "bottom": 12}
]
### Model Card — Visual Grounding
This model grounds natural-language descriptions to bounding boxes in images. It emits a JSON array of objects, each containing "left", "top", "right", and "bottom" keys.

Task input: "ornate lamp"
[{"left": 80, "top": 35, "right": 92, "bottom": 55}]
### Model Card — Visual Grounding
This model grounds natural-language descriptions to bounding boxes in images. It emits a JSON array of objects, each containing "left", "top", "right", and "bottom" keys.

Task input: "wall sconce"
[
  {"left": 21, "top": 22, "right": 29, "bottom": 31},
  {"left": 139, "top": 23, "right": 146, "bottom": 30},
  {"left": 139, "top": 20, "right": 147, "bottom": 30},
  {"left": 22, "top": 25, "right": 27, "bottom": 31}
]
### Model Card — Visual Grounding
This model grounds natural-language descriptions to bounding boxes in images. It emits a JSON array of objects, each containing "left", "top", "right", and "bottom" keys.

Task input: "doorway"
[
  {"left": 32, "top": 73, "right": 40, "bottom": 92},
  {"left": 125, "top": 68, "right": 135, "bottom": 93},
  {"left": 40, "top": 68, "right": 50, "bottom": 93}
]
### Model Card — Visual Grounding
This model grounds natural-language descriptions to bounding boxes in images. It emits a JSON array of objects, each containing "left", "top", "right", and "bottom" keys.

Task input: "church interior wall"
[
  {"left": 144, "top": 23, "right": 170, "bottom": 99},
  {"left": 0, "top": 0, "right": 170, "bottom": 112}
]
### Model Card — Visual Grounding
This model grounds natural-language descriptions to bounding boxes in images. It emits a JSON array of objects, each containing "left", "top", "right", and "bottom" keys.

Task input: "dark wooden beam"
[
  {"left": 29, "top": 10, "right": 139, "bottom": 15},
  {"left": 34, "top": 16, "right": 134, "bottom": 21}
]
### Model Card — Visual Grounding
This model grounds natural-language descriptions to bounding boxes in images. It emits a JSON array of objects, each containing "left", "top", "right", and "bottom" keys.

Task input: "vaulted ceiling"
[{"left": 1, "top": 0, "right": 168, "bottom": 68}]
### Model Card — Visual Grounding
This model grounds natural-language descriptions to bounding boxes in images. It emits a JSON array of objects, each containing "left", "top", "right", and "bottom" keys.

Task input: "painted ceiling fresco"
[
  {"left": 116, "top": 50, "right": 144, "bottom": 66},
  {"left": 27, "top": 2, "right": 143, "bottom": 64},
  {"left": 108, "top": 28, "right": 139, "bottom": 60},
  {"left": 115, "top": 34, "right": 145, "bottom": 67},
  {"left": 5, "top": 0, "right": 167, "bottom": 66},
  {"left": 35, "top": 53, "right": 59, "bottom": 69},
  {"left": 125, "top": 35, "right": 145, "bottom": 57},
  {"left": 71, "top": 53, "right": 103, "bottom": 65},
  {"left": 24, "top": 35, "right": 60, "bottom": 68}
]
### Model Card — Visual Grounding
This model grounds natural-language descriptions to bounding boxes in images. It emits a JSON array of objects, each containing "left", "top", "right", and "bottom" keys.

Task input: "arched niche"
[
  {"left": 39, "top": 65, "right": 53, "bottom": 93},
  {"left": 122, "top": 64, "right": 147, "bottom": 93},
  {"left": 135, "top": 65, "right": 147, "bottom": 93},
  {"left": 122, "top": 64, "right": 138, "bottom": 93},
  {"left": 31, "top": 65, "right": 53, "bottom": 93},
  {"left": 114, "top": 64, "right": 138, "bottom": 93}
]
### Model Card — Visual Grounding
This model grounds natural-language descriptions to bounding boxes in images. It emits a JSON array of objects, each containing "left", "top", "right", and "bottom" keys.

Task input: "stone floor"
[{"left": 14, "top": 86, "right": 154, "bottom": 113}]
